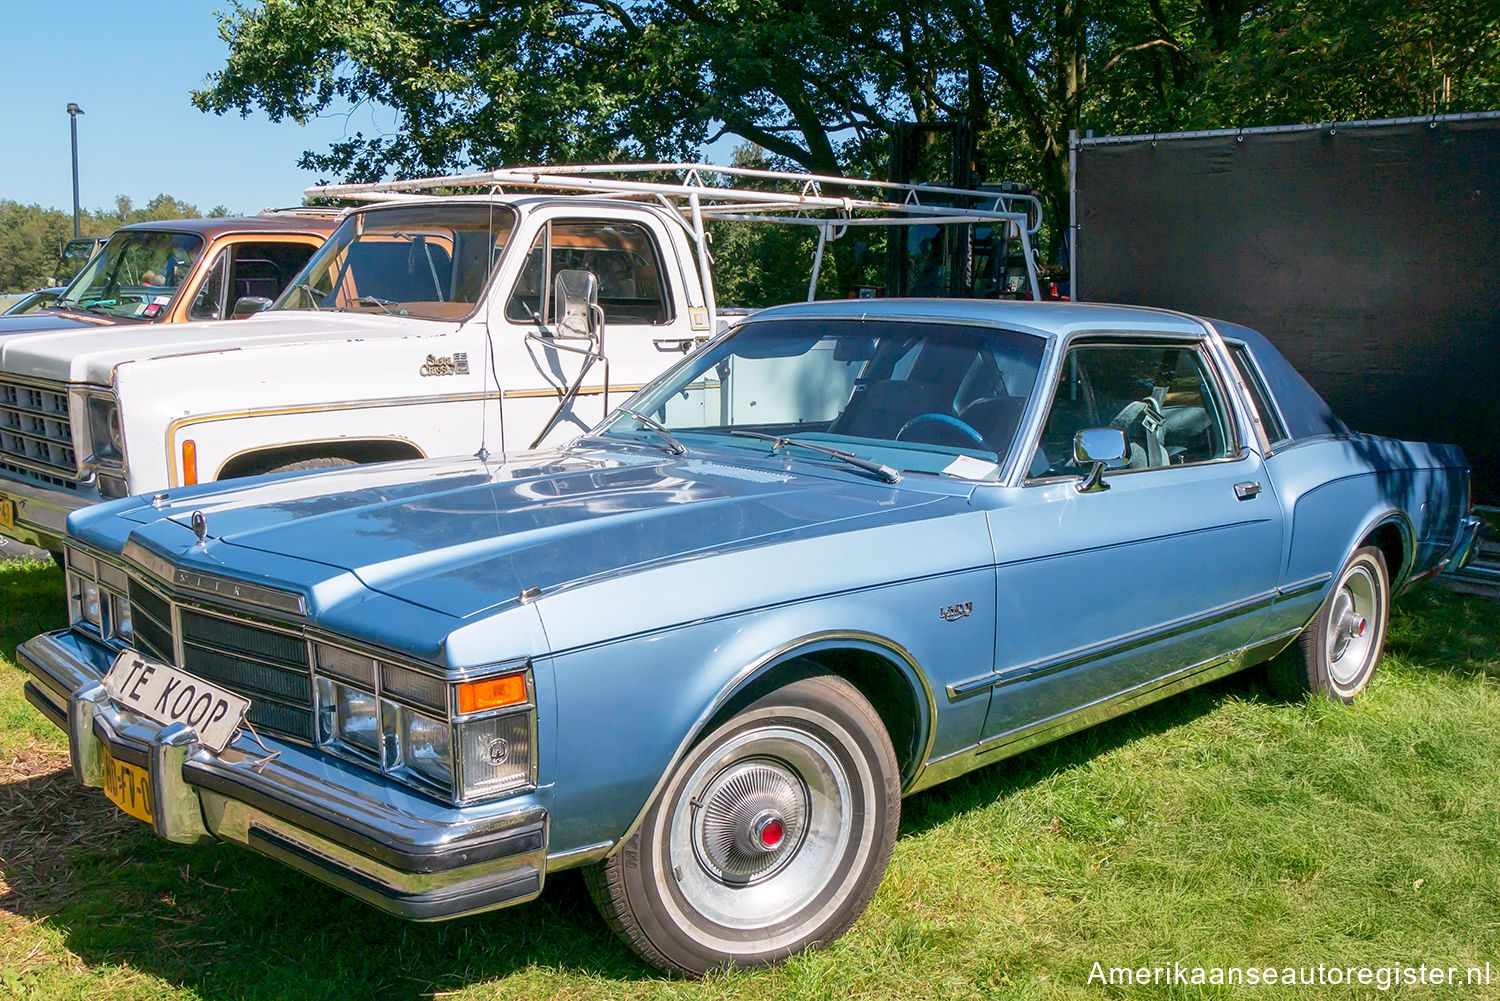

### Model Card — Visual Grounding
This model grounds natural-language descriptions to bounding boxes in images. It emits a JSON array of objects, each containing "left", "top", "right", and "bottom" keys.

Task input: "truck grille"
[
  {"left": 0, "top": 379, "right": 76, "bottom": 477},
  {"left": 126, "top": 583, "right": 315, "bottom": 743}
]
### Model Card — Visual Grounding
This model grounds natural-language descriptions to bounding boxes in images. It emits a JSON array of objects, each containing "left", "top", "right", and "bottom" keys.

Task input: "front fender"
[{"left": 536, "top": 567, "right": 993, "bottom": 863}]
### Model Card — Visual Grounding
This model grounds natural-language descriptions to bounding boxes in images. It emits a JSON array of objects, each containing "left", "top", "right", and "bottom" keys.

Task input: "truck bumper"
[
  {"left": 0, "top": 473, "right": 100, "bottom": 554},
  {"left": 19, "top": 629, "right": 548, "bottom": 921}
]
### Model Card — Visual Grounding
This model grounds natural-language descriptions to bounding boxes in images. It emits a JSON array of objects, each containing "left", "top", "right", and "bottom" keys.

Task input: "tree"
[{"left": 194, "top": 0, "right": 1500, "bottom": 254}]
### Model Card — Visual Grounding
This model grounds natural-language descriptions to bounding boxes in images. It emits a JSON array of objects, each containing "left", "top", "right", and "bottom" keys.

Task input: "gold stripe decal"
[{"left": 502, "top": 385, "right": 645, "bottom": 400}]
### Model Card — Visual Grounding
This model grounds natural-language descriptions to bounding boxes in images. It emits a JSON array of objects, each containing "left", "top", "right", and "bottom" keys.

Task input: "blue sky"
[{"left": 0, "top": 1, "right": 392, "bottom": 216}]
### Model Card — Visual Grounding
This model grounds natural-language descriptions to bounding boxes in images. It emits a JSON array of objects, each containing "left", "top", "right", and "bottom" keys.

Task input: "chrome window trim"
[{"left": 1018, "top": 333, "right": 1246, "bottom": 487}]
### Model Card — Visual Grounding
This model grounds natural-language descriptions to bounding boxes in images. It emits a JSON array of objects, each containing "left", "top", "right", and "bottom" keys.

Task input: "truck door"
[{"left": 497, "top": 214, "right": 697, "bottom": 447}]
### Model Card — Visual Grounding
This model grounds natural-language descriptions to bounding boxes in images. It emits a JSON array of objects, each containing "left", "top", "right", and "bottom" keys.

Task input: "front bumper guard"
[{"left": 20, "top": 629, "right": 548, "bottom": 921}]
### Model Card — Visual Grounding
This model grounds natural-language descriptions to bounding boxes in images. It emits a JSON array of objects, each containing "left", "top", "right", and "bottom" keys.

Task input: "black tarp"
[{"left": 1074, "top": 114, "right": 1500, "bottom": 501}]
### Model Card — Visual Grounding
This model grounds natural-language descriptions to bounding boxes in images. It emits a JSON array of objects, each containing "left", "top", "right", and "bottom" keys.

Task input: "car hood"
[
  {"left": 115, "top": 444, "right": 952, "bottom": 620},
  {"left": 0, "top": 311, "right": 426, "bottom": 385},
  {"left": 0, "top": 310, "right": 122, "bottom": 337}
]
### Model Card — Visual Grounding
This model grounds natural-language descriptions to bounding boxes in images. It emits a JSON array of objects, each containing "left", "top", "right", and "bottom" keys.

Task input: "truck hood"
[
  {"left": 0, "top": 311, "right": 431, "bottom": 385},
  {"left": 115, "top": 444, "right": 950, "bottom": 620}
]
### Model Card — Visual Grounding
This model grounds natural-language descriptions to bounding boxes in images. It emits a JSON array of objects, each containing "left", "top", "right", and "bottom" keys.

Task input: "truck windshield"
[
  {"left": 53, "top": 231, "right": 204, "bottom": 319},
  {"left": 272, "top": 203, "right": 517, "bottom": 320}
]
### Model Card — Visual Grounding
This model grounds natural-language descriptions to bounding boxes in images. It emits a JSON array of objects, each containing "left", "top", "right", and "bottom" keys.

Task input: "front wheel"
[
  {"left": 1267, "top": 545, "right": 1390, "bottom": 702},
  {"left": 585, "top": 674, "right": 900, "bottom": 975}
]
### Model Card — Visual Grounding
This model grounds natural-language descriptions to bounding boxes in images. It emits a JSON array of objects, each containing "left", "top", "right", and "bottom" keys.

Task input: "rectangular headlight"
[
  {"left": 381, "top": 699, "right": 453, "bottom": 792},
  {"left": 68, "top": 573, "right": 102, "bottom": 631},
  {"left": 84, "top": 394, "right": 125, "bottom": 468},
  {"left": 316, "top": 678, "right": 380, "bottom": 759},
  {"left": 108, "top": 592, "right": 133, "bottom": 643}
]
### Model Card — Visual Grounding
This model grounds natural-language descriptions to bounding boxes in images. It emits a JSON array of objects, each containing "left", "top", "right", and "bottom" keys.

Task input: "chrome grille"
[
  {"left": 0, "top": 379, "right": 76, "bottom": 477},
  {"left": 124, "top": 584, "right": 315, "bottom": 743}
]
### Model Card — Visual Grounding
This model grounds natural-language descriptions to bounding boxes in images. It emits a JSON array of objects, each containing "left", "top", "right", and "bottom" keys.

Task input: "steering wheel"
[{"left": 895, "top": 412, "right": 987, "bottom": 447}]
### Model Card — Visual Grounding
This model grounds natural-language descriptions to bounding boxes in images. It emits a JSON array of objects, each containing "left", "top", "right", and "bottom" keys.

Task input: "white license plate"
[{"left": 102, "top": 650, "right": 250, "bottom": 753}]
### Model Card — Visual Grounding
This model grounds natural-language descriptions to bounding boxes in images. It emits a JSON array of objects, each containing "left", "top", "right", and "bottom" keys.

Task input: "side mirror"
[
  {"left": 1073, "top": 427, "right": 1129, "bottom": 493},
  {"left": 232, "top": 295, "right": 272, "bottom": 319},
  {"left": 552, "top": 269, "right": 603, "bottom": 341}
]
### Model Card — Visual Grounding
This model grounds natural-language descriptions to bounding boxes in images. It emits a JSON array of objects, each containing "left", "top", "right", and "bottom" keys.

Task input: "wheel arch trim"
[{"left": 600, "top": 629, "right": 936, "bottom": 863}]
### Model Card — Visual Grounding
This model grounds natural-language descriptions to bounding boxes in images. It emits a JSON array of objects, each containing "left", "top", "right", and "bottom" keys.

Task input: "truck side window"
[
  {"left": 231, "top": 242, "right": 320, "bottom": 305},
  {"left": 1030, "top": 343, "right": 1232, "bottom": 478},
  {"left": 506, "top": 220, "right": 673, "bottom": 326}
]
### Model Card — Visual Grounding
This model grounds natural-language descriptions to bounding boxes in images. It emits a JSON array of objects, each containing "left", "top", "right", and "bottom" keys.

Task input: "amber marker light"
[
  {"left": 457, "top": 673, "right": 528, "bottom": 714},
  {"left": 182, "top": 440, "right": 198, "bottom": 484}
]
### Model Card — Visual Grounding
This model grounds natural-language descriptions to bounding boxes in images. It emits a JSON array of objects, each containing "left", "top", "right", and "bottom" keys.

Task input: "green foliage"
[
  {"left": 195, "top": 0, "right": 1499, "bottom": 267},
  {"left": 0, "top": 194, "right": 221, "bottom": 294}
]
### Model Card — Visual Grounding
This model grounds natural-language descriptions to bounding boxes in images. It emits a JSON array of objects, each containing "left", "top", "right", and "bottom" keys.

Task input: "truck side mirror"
[
  {"left": 232, "top": 296, "right": 272, "bottom": 319},
  {"left": 553, "top": 269, "right": 603, "bottom": 341},
  {"left": 1073, "top": 427, "right": 1129, "bottom": 493}
]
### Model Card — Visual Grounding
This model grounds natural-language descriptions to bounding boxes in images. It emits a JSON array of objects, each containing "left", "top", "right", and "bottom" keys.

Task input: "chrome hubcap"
[
  {"left": 663, "top": 724, "right": 860, "bottom": 940},
  {"left": 694, "top": 760, "right": 806, "bottom": 882},
  {"left": 1327, "top": 564, "right": 1378, "bottom": 688}
]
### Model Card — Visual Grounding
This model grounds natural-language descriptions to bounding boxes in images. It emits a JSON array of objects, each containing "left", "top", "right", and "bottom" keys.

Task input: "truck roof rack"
[{"left": 307, "top": 162, "right": 1045, "bottom": 306}]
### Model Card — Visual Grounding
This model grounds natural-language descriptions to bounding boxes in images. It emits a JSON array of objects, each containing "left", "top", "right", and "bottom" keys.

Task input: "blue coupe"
[{"left": 20, "top": 299, "right": 1479, "bottom": 974}]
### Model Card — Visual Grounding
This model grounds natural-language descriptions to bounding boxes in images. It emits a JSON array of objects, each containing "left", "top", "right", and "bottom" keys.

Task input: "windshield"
[
  {"left": 603, "top": 317, "right": 1047, "bottom": 479},
  {"left": 54, "top": 231, "right": 204, "bottom": 319},
  {"left": 272, "top": 203, "right": 517, "bottom": 320}
]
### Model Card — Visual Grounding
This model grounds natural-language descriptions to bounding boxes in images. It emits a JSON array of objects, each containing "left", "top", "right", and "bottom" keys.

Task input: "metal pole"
[{"left": 67, "top": 103, "right": 84, "bottom": 238}]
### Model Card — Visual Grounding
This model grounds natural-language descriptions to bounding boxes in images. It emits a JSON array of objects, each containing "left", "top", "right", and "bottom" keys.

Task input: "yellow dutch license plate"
[
  {"left": 101, "top": 748, "right": 154, "bottom": 824},
  {"left": 0, "top": 496, "right": 15, "bottom": 531}
]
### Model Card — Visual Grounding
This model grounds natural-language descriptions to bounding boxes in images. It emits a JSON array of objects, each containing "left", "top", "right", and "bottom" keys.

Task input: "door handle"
[
  {"left": 653, "top": 336, "right": 708, "bottom": 353},
  {"left": 1234, "top": 480, "right": 1262, "bottom": 500}
]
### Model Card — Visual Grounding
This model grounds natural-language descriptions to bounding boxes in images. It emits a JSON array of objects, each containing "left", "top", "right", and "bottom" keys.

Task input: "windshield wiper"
[
  {"left": 731, "top": 431, "right": 900, "bottom": 483},
  {"left": 290, "top": 283, "right": 324, "bottom": 310},
  {"left": 618, "top": 407, "right": 686, "bottom": 455},
  {"left": 353, "top": 294, "right": 406, "bottom": 315}
]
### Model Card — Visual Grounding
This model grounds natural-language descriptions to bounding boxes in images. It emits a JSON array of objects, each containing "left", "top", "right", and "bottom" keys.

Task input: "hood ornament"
[{"left": 191, "top": 510, "right": 208, "bottom": 546}]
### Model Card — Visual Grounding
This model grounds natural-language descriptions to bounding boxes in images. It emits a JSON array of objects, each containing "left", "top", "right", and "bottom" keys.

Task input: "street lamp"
[{"left": 66, "top": 103, "right": 84, "bottom": 238}]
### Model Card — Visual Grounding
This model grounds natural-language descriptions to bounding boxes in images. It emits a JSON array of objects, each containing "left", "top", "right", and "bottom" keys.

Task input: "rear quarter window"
[{"left": 1227, "top": 343, "right": 1291, "bottom": 447}]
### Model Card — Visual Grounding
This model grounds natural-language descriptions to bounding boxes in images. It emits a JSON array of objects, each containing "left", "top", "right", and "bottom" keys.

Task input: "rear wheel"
[
  {"left": 1267, "top": 545, "right": 1390, "bottom": 702},
  {"left": 585, "top": 674, "right": 900, "bottom": 975}
]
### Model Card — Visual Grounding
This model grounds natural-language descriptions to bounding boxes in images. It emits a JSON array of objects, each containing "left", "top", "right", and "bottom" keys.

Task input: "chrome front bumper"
[
  {"left": 0, "top": 472, "right": 99, "bottom": 554},
  {"left": 20, "top": 629, "right": 548, "bottom": 921}
]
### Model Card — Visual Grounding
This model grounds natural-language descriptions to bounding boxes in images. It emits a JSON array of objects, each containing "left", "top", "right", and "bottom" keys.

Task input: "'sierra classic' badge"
[
  {"left": 940, "top": 602, "right": 973, "bottom": 622},
  {"left": 420, "top": 353, "right": 469, "bottom": 377}
]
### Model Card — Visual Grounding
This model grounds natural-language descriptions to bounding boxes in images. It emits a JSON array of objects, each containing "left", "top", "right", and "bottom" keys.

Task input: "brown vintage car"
[{"left": 0, "top": 211, "right": 341, "bottom": 335}]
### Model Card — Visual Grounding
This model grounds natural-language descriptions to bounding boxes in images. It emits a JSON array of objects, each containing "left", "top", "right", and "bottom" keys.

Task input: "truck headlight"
[{"left": 83, "top": 393, "right": 125, "bottom": 469}]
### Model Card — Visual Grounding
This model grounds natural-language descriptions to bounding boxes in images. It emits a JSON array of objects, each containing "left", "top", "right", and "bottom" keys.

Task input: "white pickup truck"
[{"left": 0, "top": 163, "right": 1042, "bottom": 554}]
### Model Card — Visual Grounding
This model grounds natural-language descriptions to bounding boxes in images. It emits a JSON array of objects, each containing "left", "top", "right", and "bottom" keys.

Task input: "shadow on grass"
[
  {"left": 1385, "top": 586, "right": 1500, "bottom": 681},
  {"left": 0, "top": 757, "right": 654, "bottom": 998}
]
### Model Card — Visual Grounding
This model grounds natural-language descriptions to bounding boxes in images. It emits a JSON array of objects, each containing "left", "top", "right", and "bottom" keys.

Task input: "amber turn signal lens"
[
  {"left": 457, "top": 673, "right": 528, "bottom": 714},
  {"left": 182, "top": 439, "right": 198, "bottom": 485}
]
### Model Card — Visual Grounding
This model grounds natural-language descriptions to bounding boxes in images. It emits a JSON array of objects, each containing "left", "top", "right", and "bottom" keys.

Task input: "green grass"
[{"left": 2, "top": 560, "right": 1498, "bottom": 1000}]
